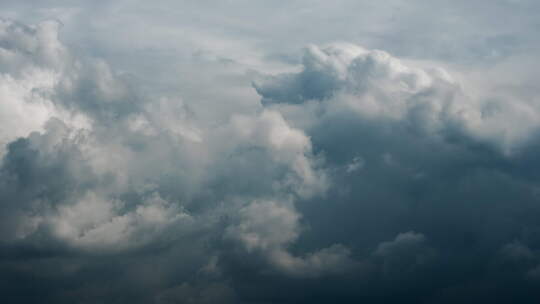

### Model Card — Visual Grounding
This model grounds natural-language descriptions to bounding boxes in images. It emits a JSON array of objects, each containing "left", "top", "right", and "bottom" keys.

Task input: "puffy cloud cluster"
[
  {"left": 227, "top": 199, "right": 355, "bottom": 278},
  {"left": 251, "top": 43, "right": 540, "bottom": 302},
  {"left": 3, "top": 18, "right": 540, "bottom": 304},
  {"left": 0, "top": 20, "right": 84, "bottom": 155},
  {"left": 0, "top": 17, "right": 330, "bottom": 241},
  {"left": 255, "top": 43, "right": 540, "bottom": 152},
  {"left": 0, "top": 19, "right": 349, "bottom": 303}
]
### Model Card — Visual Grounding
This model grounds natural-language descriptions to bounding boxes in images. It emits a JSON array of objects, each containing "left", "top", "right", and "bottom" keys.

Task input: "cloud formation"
[
  {"left": 227, "top": 199, "right": 355, "bottom": 278},
  {"left": 2, "top": 3, "right": 540, "bottom": 303},
  {"left": 255, "top": 43, "right": 540, "bottom": 152}
]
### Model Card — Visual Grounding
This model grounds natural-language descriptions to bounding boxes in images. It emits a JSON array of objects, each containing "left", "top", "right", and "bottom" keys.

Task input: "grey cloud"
[
  {"left": 0, "top": 19, "right": 67, "bottom": 73},
  {"left": 226, "top": 199, "right": 356, "bottom": 278},
  {"left": 2, "top": 2, "right": 540, "bottom": 303},
  {"left": 374, "top": 232, "right": 436, "bottom": 278},
  {"left": 374, "top": 231, "right": 426, "bottom": 257},
  {"left": 256, "top": 43, "right": 540, "bottom": 153},
  {"left": 0, "top": 18, "right": 344, "bottom": 303},
  {"left": 249, "top": 43, "right": 540, "bottom": 303}
]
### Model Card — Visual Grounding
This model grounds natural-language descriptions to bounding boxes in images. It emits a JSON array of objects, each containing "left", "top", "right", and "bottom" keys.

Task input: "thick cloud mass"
[{"left": 2, "top": 2, "right": 540, "bottom": 303}]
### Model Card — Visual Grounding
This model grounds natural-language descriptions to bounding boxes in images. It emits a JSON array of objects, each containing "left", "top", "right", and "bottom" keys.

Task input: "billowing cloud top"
[{"left": 2, "top": 2, "right": 540, "bottom": 303}]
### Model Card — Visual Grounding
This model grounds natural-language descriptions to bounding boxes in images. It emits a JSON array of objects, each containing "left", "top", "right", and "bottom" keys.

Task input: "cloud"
[
  {"left": 0, "top": 19, "right": 67, "bottom": 72},
  {"left": 0, "top": 18, "right": 341, "bottom": 303},
  {"left": 374, "top": 232, "right": 436, "bottom": 277},
  {"left": 374, "top": 231, "right": 426, "bottom": 256},
  {"left": 255, "top": 43, "right": 540, "bottom": 152},
  {"left": 51, "top": 191, "right": 191, "bottom": 250},
  {"left": 0, "top": 20, "right": 88, "bottom": 156},
  {"left": 2, "top": 4, "right": 540, "bottom": 303},
  {"left": 227, "top": 110, "right": 328, "bottom": 198},
  {"left": 226, "top": 199, "right": 356, "bottom": 278},
  {"left": 0, "top": 19, "right": 326, "bottom": 255}
]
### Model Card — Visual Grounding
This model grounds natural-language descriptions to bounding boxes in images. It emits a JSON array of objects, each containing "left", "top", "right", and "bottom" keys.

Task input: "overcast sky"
[{"left": 2, "top": 1, "right": 540, "bottom": 303}]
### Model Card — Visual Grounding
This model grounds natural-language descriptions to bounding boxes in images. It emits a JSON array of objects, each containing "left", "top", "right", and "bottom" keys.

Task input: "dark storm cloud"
[
  {"left": 2, "top": 1, "right": 540, "bottom": 303},
  {"left": 246, "top": 42, "right": 540, "bottom": 303}
]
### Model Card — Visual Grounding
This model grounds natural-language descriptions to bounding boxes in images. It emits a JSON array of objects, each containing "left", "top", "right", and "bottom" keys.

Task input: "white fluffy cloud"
[
  {"left": 255, "top": 43, "right": 540, "bottom": 153},
  {"left": 0, "top": 19, "right": 328, "bottom": 262}
]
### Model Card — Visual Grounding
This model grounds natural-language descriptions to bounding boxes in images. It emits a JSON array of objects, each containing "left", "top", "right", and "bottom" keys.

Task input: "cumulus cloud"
[
  {"left": 0, "top": 18, "right": 341, "bottom": 303},
  {"left": 374, "top": 231, "right": 436, "bottom": 277},
  {"left": 51, "top": 192, "right": 191, "bottom": 250},
  {"left": 0, "top": 20, "right": 88, "bottom": 156},
  {"left": 0, "top": 19, "right": 327, "bottom": 253},
  {"left": 227, "top": 199, "right": 356, "bottom": 278},
  {"left": 226, "top": 110, "right": 328, "bottom": 198},
  {"left": 2, "top": 3, "right": 540, "bottom": 303},
  {"left": 255, "top": 43, "right": 540, "bottom": 152}
]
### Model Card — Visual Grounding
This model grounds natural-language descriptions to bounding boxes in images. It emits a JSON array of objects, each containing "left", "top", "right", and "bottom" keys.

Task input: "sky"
[{"left": 2, "top": 1, "right": 540, "bottom": 303}]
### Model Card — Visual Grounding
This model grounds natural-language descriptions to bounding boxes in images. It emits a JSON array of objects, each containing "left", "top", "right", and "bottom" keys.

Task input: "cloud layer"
[{"left": 2, "top": 3, "right": 540, "bottom": 303}]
